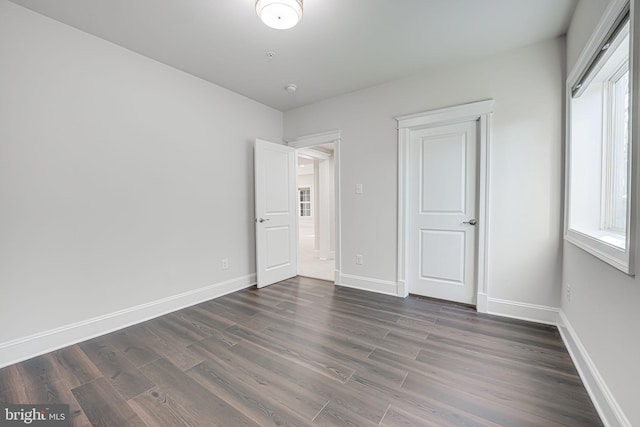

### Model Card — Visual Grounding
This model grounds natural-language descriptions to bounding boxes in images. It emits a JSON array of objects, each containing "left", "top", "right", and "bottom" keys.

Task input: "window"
[
  {"left": 566, "top": 6, "right": 635, "bottom": 273},
  {"left": 299, "top": 187, "right": 311, "bottom": 217}
]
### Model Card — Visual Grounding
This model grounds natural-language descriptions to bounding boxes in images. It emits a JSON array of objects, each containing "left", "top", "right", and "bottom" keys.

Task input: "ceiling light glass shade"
[{"left": 256, "top": 0, "right": 303, "bottom": 30}]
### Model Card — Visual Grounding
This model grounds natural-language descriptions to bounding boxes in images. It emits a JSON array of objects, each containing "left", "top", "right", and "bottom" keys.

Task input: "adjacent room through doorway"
[{"left": 296, "top": 144, "right": 335, "bottom": 281}]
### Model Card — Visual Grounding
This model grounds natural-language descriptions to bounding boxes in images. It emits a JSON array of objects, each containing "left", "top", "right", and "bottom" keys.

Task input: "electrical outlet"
[
  {"left": 566, "top": 284, "right": 571, "bottom": 302},
  {"left": 221, "top": 258, "right": 229, "bottom": 270},
  {"left": 355, "top": 183, "right": 364, "bottom": 194},
  {"left": 355, "top": 254, "right": 364, "bottom": 265}
]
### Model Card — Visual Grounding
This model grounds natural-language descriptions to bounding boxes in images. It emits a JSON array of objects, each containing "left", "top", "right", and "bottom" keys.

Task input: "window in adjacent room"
[
  {"left": 566, "top": 6, "right": 634, "bottom": 273},
  {"left": 299, "top": 187, "right": 311, "bottom": 217}
]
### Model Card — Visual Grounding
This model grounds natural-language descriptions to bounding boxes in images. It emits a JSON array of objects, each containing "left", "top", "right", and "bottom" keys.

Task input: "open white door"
[{"left": 254, "top": 139, "right": 297, "bottom": 287}]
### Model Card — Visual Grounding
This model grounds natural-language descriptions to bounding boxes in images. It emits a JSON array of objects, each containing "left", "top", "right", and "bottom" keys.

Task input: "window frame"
[
  {"left": 564, "top": 0, "right": 636, "bottom": 274},
  {"left": 298, "top": 187, "right": 311, "bottom": 217},
  {"left": 601, "top": 62, "right": 629, "bottom": 234}
]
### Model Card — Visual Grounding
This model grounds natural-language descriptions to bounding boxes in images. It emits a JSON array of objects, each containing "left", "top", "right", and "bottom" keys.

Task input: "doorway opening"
[{"left": 296, "top": 144, "right": 335, "bottom": 281}]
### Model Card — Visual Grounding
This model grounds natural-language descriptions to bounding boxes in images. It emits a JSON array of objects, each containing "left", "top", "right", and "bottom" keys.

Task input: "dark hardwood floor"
[{"left": 0, "top": 276, "right": 602, "bottom": 426}]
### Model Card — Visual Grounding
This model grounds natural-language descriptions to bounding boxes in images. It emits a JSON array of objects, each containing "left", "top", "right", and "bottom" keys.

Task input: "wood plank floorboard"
[
  {"left": 188, "top": 335, "right": 329, "bottom": 420},
  {"left": 51, "top": 346, "right": 104, "bottom": 389},
  {"left": 78, "top": 339, "right": 155, "bottom": 401},
  {"left": 0, "top": 358, "right": 92, "bottom": 427},
  {"left": 72, "top": 378, "right": 147, "bottom": 427},
  {"left": 0, "top": 276, "right": 602, "bottom": 426},
  {"left": 379, "top": 405, "right": 444, "bottom": 427}
]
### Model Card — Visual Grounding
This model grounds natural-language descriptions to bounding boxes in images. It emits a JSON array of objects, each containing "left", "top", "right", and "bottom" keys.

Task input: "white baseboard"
[
  {"left": 558, "top": 311, "right": 631, "bottom": 427},
  {"left": 0, "top": 274, "right": 255, "bottom": 369},
  {"left": 338, "top": 273, "right": 398, "bottom": 296},
  {"left": 487, "top": 297, "right": 560, "bottom": 325}
]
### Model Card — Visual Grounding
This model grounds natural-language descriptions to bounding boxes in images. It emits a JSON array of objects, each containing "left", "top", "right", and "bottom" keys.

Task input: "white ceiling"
[{"left": 10, "top": 0, "right": 578, "bottom": 111}]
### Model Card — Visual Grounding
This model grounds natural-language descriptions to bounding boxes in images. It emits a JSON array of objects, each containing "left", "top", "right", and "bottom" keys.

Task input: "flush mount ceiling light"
[{"left": 256, "top": 0, "right": 303, "bottom": 30}]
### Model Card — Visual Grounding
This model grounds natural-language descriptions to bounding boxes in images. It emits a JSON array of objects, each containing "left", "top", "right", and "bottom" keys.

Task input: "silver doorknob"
[
  {"left": 257, "top": 218, "right": 270, "bottom": 223},
  {"left": 463, "top": 219, "right": 477, "bottom": 225}
]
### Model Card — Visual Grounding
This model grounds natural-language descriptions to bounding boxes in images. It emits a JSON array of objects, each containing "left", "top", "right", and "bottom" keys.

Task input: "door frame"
[
  {"left": 396, "top": 100, "right": 493, "bottom": 312},
  {"left": 287, "top": 130, "right": 341, "bottom": 284}
]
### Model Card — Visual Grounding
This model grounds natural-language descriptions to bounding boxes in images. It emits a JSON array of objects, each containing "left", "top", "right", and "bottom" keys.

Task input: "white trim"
[
  {"left": 287, "top": 130, "right": 341, "bottom": 148},
  {"left": 559, "top": 311, "right": 632, "bottom": 427},
  {"left": 397, "top": 125, "right": 409, "bottom": 297},
  {"left": 0, "top": 274, "right": 255, "bottom": 369},
  {"left": 396, "top": 100, "right": 494, "bottom": 307},
  {"left": 477, "top": 110, "right": 492, "bottom": 312},
  {"left": 565, "top": 230, "right": 630, "bottom": 272},
  {"left": 476, "top": 292, "right": 488, "bottom": 313},
  {"left": 397, "top": 279, "right": 407, "bottom": 298},
  {"left": 396, "top": 100, "right": 495, "bottom": 130},
  {"left": 338, "top": 273, "right": 398, "bottom": 296},
  {"left": 487, "top": 298, "right": 560, "bottom": 325},
  {"left": 288, "top": 130, "right": 342, "bottom": 284}
]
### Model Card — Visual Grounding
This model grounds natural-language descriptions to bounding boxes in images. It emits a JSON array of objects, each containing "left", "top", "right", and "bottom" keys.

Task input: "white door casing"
[
  {"left": 408, "top": 121, "right": 477, "bottom": 304},
  {"left": 397, "top": 100, "right": 493, "bottom": 311},
  {"left": 254, "top": 139, "right": 297, "bottom": 287}
]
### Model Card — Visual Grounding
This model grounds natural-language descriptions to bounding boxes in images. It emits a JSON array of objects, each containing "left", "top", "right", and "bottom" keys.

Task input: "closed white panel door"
[
  {"left": 255, "top": 139, "right": 297, "bottom": 287},
  {"left": 409, "top": 121, "right": 477, "bottom": 304}
]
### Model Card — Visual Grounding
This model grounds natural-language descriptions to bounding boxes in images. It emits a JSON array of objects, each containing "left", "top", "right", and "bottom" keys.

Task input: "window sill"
[
  {"left": 599, "top": 233, "right": 625, "bottom": 248},
  {"left": 565, "top": 228, "right": 633, "bottom": 274}
]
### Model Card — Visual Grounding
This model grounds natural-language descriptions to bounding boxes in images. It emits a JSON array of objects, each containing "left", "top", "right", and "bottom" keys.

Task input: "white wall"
[
  {"left": 297, "top": 174, "right": 315, "bottom": 192},
  {"left": 285, "top": 38, "right": 565, "bottom": 309},
  {"left": 0, "top": 1, "right": 282, "bottom": 352},
  {"left": 562, "top": 0, "right": 639, "bottom": 425}
]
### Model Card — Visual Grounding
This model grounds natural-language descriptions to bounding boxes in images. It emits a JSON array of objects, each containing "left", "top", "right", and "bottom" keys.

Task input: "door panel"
[
  {"left": 409, "top": 121, "right": 477, "bottom": 304},
  {"left": 266, "top": 226, "right": 292, "bottom": 269},
  {"left": 264, "top": 149, "right": 290, "bottom": 213},
  {"left": 255, "top": 139, "right": 297, "bottom": 288},
  {"left": 420, "top": 133, "right": 466, "bottom": 213},
  {"left": 420, "top": 229, "right": 465, "bottom": 284}
]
